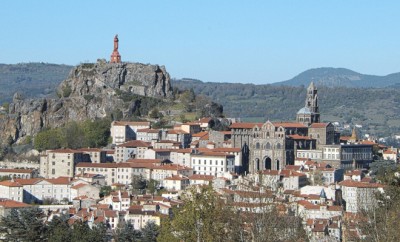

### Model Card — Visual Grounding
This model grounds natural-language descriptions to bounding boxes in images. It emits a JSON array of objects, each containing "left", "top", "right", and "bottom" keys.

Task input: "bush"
[{"left": 62, "top": 84, "right": 72, "bottom": 97}]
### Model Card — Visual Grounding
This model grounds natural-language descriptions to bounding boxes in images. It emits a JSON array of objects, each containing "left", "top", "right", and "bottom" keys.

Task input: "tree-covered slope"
[
  {"left": 274, "top": 67, "right": 400, "bottom": 88},
  {"left": 0, "top": 63, "right": 73, "bottom": 103},
  {"left": 173, "top": 78, "right": 400, "bottom": 136}
]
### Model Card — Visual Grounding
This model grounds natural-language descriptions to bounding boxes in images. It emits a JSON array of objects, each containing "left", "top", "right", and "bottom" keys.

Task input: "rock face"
[{"left": 0, "top": 60, "right": 173, "bottom": 144}]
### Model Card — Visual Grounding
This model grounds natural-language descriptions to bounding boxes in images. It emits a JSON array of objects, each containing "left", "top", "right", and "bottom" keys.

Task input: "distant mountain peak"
[{"left": 274, "top": 67, "right": 400, "bottom": 88}]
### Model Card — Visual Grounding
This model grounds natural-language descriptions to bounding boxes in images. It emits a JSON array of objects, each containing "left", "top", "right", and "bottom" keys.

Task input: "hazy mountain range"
[
  {"left": 1, "top": 63, "right": 400, "bottom": 136},
  {"left": 274, "top": 67, "right": 400, "bottom": 88}
]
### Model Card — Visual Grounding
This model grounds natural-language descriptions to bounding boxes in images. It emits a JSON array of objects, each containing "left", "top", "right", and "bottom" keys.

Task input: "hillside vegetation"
[
  {"left": 0, "top": 63, "right": 72, "bottom": 103},
  {"left": 173, "top": 79, "right": 400, "bottom": 137},
  {"left": 274, "top": 67, "right": 400, "bottom": 88}
]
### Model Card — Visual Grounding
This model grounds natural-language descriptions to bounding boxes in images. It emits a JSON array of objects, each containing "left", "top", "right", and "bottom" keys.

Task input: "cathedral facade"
[{"left": 231, "top": 82, "right": 337, "bottom": 174}]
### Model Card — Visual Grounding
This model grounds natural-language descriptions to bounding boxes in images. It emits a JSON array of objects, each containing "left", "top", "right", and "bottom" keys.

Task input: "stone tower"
[
  {"left": 110, "top": 34, "right": 121, "bottom": 63},
  {"left": 296, "top": 82, "right": 320, "bottom": 126}
]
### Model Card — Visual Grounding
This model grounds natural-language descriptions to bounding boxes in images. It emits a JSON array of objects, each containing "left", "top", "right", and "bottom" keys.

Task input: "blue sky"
[{"left": 1, "top": 0, "right": 400, "bottom": 84}]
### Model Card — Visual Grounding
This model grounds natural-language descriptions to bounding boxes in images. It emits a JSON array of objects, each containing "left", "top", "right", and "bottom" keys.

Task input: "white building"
[
  {"left": 0, "top": 180, "right": 23, "bottom": 202},
  {"left": 115, "top": 140, "right": 152, "bottom": 162},
  {"left": 136, "top": 128, "right": 161, "bottom": 142},
  {"left": 191, "top": 152, "right": 235, "bottom": 177},
  {"left": 110, "top": 121, "right": 151, "bottom": 145},
  {"left": 40, "top": 149, "right": 86, "bottom": 179},
  {"left": 15, "top": 177, "right": 71, "bottom": 204},
  {"left": 339, "top": 180, "right": 384, "bottom": 213}
]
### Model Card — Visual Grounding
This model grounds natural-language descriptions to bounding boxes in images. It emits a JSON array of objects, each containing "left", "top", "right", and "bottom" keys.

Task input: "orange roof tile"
[
  {"left": 113, "top": 121, "right": 150, "bottom": 126},
  {"left": 0, "top": 168, "right": 34, "bottom": 173},
  {"left": 310, "top": 123, "right": 330, "bottom": 128},
  {"left": 117, "top": 140, "right": 152, "bottom": 148},
  {"left": 230, "top": 122, "right": 263, "bottom": 129},
  {"left": 0, "top": 180, "right": 22, "bottom": 187},
  {"left": 272, "top": 122, "right": 307, "bottom": 128},
  {"left": 0, "top": 198, "right": 31, "bottom": 208}
]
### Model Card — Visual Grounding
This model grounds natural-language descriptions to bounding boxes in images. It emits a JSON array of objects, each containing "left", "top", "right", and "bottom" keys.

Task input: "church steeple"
[
  {"left": 296, "top": 82, "right": 320, "bottom": 125},
  {"left": 110, "top": 34, "right": 121, "bottom": 63}
]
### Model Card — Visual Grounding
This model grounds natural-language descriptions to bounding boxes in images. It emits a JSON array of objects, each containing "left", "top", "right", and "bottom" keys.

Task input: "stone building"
[{"left": 231, "top": 82, "right": 339, "bottom": 174}]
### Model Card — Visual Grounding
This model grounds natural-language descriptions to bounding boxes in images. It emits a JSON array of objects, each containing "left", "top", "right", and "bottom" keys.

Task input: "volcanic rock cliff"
[{"left": 0, "top": 60, "right": 173, "bottom": 144}]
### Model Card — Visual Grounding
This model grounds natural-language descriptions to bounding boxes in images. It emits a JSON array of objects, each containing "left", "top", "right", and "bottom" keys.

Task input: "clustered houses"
[
  {"left": 2, "top": 81, "right": 392, "bottom": 240},
  {"left": 0, "top": 176, "right": 99, "bottom": 204}
]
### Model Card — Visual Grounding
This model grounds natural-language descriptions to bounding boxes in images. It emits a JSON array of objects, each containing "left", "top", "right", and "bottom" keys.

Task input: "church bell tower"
[{"left": 296, "top": 82, "right": 320, "bottom": 125}]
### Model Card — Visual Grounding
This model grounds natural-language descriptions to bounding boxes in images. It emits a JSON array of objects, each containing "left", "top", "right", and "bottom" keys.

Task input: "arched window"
[
  {"left": 256, "top": 143, "right": 260, "bottom": 149},
  {"left": 276, "top": 143, "right": 281, "bottom": 149},
  {"left": 266, "top": 142, "right": 271, "bottom": 149}
]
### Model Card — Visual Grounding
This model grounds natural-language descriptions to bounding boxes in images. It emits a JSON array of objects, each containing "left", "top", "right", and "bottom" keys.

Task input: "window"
[
  {"left": 52, "top": 169, "right": 55, "bottom": 175},
  {"left": 52, "top": 162, "right": 55, "bottom": 165}
]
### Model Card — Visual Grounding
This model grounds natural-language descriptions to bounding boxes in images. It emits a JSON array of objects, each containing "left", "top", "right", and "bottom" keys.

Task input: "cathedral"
[{"left": 231, "top": 82, "right": 337, "bottom": 174}]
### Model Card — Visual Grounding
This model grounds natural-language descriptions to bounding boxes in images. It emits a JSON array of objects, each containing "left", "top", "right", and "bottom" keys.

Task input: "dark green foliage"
[
  {"left": 146, "top": 179, "right": 159, "bottom": 195},
  {"left": 84, "top": 94, "right": 95, "bottom": 101},
  {"left": 114, "top": 221, "right": 141, "bottom": 242},
  {"left": 141, "top": 221, "right": 159, "bottom": 242},
  {"left": 0, "top": 63, "right": 72, "bottom": 103},
  {"left": 131, "top": 175, "right": 146, "bottom": 194},
  {"left": 62, "top": 84, "right": 72, "bottom": 98},
  {"left": 100, "top": 185, "right": 112, "bottom": 198},
  {"left": 70, "top": 221, "right": 107, "bottom": 242},
  {"left": 0, "top": 208, "right": 46, "bottom": 242},
  {"left": 173, "top": 79, "right": 400, "bottom": 136},
  {"left": 34, "top": 119, "right": 111, "bottom": 151}
]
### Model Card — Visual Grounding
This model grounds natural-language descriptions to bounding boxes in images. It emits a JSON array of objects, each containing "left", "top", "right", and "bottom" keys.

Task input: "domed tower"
[
  {"left": 110, "top": 34, "right": 121, "bottom": 63},
  {"left": 296, "top": 82, "right": 320, "bottom": 126}
]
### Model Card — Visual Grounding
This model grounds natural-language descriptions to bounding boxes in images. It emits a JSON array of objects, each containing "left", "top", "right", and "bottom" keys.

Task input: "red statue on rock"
[{"left": 110, "top": 34, "right": 121, "bottom": 63}]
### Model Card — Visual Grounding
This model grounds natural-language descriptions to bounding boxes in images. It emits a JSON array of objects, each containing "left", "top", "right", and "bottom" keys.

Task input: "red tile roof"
[
  {"left": 0, "top": 180, "right": 22, "bottom": 187},
  {"left": 289, "top": 134, "right": 313, "bottom": 140},
  {"left": 272, "top": 122, "right": 307, "bottom": 128},
  {"left": 188, "top": 174, "right": 214, "bottom": 181},
  {"left": 113, "top": 121, "right": 150, "bottom": 126},
  {"left": 230, "top": 122, "right": 263, "bottom": 129},
  {"left": 0, "top": 198, "right": 31, "bottom": 208},
  {"left": 310, "top": 123, "right": 330, "bottom": 128},
  {"left": 339, "top": 180, "right": 384, "bottom": 188},
  {"left": 0, "top": 168, "right": 34, "bottom": 173},
  {"left": 117, "top": 140, "right": 152, "bottom": 148}
]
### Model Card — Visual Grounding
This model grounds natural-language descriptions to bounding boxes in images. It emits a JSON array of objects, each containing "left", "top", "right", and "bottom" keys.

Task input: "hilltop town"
[{"left": 0, "top": 36, "right": 399, "bottom": 242}]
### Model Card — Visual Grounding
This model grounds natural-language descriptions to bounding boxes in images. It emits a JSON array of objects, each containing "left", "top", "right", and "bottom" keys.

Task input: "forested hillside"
[
  {"left": 0, "top": 63, "right": 72, "bottom": 103},
  {"left": 274, "top": 67, "right": 400, "bottom": 88},
  {"left": 173, "top": 79, "right": 400, "bottom": 136}
]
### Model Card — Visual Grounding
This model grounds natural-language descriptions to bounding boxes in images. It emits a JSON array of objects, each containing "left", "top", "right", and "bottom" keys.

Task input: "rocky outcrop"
[{"left": 0, "top": 60, "right": 173, "bottom": 144}]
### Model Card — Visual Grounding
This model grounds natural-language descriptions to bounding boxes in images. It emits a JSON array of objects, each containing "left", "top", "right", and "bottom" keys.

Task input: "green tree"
[
  {"left": 100, "top": 186, "right": 112, "bottom": 198},
  {"left": 114, "top": 221, "right": 141, "bottom": 242},
  {"left": 158, "top": 186, "right": 229, "bottom": 242},
  {"left": 131, "top": 175, "right": 146, "bottom": 194},
  {"left": 0, "top": 207, "right": 47, "bottom": 242},
  {"left": 46, "top": 215, "right": 71, "bottom": 242},
  {"left": 34, "top": 128, "right": 61, "bottom": 151},
  {"left": 141, "top": 221, "right": 159, "bottom": 242},
  {"left": 146, "top": 179, "right": 159, "bottom": 195}
]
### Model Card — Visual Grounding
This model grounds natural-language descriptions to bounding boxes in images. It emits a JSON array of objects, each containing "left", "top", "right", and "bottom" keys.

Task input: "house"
[
  {"left": 70, "top": 183, "right": 100, "bottom": 200},
  {"left": 190, "top": 152, "right": 235, "bottom": 177},
  {"left": 188, "top": 174, "right": 214, "bottom": 186},
  {"left": 136, "top": 128, "right": 161, "bottom": 142},
  {"left": 163, "top": 175, "right": 189, "bottom": 191},
  {"left": 110, "top": 121, "right": 151, "bottom": 145},
  {"left": 0, "top": 168, "right": 37, "bottom": 179},
  {"left": 39, "top": 149, "right": 87, "bottom": 178},
  {"left": 15, "top": 177, "right": 71, "bottom": 204},
  {"left": 0, "top": 198, "right": 31, "bottom": 217},
  {"left": 77, "top": 148, "right": 107, "bottom": 163},
  {"left": 339, "top": 180, "right": 384, "bottom": 213},
  {"left": 115, "top": 140, "right": 152, "bottom": 162},
  {"left": 0, "top": 180, "right": 23, "bottom": 202}
]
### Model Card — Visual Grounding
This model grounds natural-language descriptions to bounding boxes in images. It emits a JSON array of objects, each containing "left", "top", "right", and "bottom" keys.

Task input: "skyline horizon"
[{"left": 1, "top": 1, "right": 400, "bottom": 84}]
